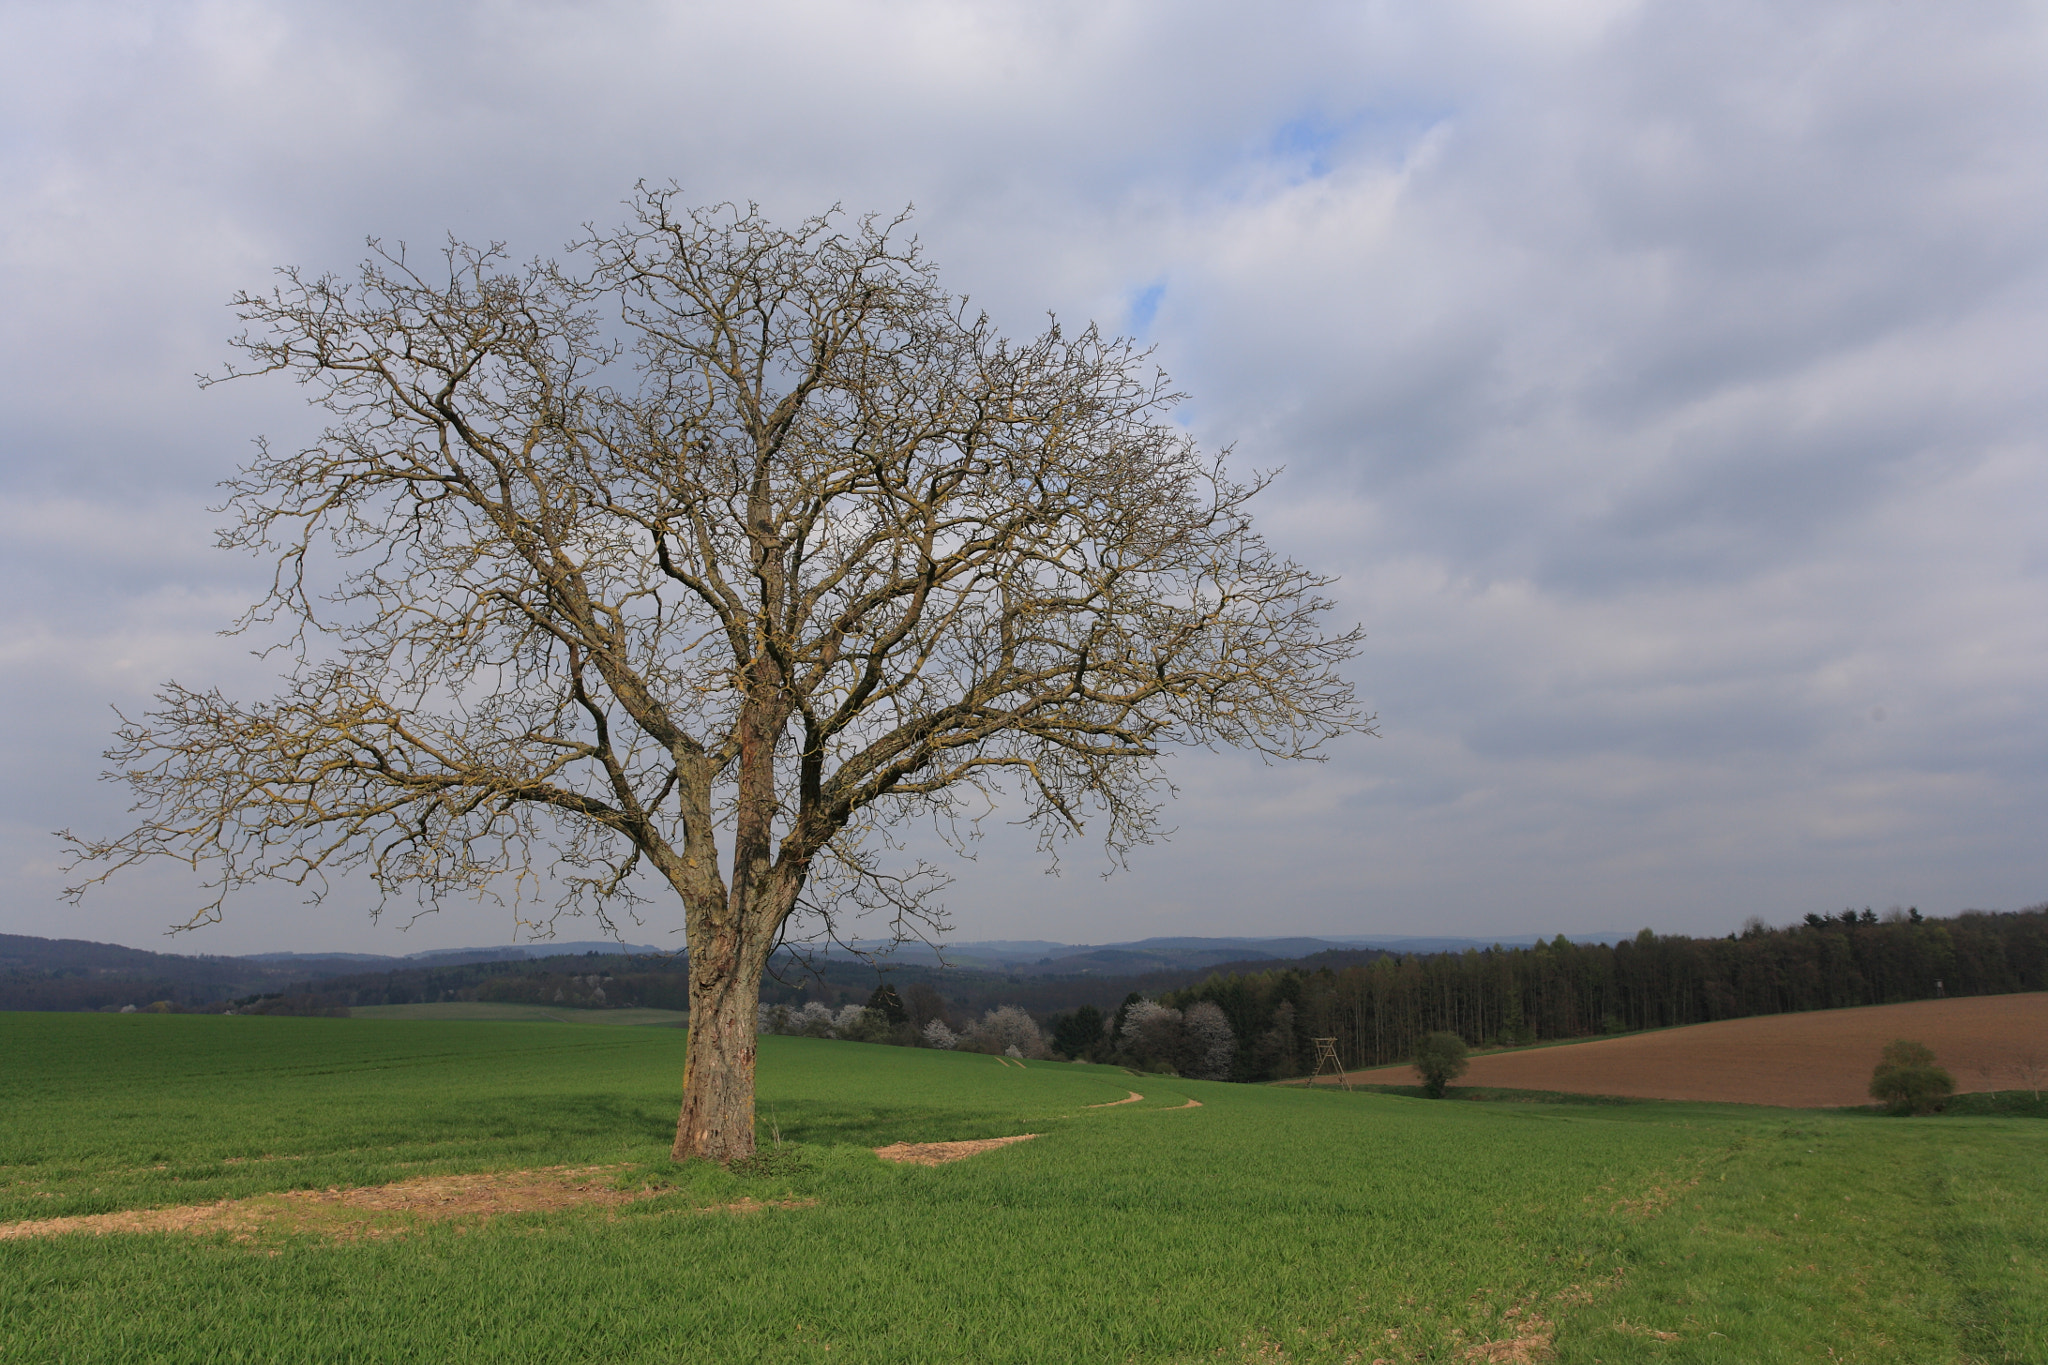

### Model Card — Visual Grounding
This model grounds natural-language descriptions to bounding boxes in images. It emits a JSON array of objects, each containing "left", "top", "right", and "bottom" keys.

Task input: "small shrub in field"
[
  {"left": 1869, "top": 1039, "right": 1954, "bottom": 1114},
  {"left": 1413, "top": 1032, "right": 1470, "bottom": 1098}
]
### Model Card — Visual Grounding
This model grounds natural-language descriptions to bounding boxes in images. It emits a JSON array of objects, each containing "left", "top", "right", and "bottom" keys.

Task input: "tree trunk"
[{"left": 672, "top": 938, "right": 766, "bottom": 1163}]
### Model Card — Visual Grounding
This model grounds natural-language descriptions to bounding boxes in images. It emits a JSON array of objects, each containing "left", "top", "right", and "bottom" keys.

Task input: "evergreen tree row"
[{"left": 1149, "top": 906, "right": 2048, "bottom": 1082}]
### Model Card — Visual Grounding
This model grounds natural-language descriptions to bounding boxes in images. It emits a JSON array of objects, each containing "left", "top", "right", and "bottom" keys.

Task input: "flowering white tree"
[
  {"left": 793, "top": 1001, "right": 836, "bottom": 1037},
  {"left": 1183, "top": 1001, "right": 1237, "bottom": 1081},
  {"left": 1117, "top": 999, "right": 1186, "bottom": 1073},
  {"left": 922, "top": 1019, "right": 959, "bottom": 1050},
  {"left": 967, "top": 1004, "right": 1050, "bottom": 1058}
]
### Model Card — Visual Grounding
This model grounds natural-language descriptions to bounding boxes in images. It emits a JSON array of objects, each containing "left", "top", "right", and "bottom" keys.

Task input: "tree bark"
[{"left": 673, "top": 932, "right": 767, "bottom": 1163}]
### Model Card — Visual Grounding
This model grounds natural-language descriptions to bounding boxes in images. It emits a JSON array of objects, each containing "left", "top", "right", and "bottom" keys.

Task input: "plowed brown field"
[{"left": 1341, "top": 992, "right": 2048, "bottom": 1107}]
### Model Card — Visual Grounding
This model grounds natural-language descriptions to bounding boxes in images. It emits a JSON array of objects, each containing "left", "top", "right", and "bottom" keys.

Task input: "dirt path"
[
  {"left": 873, "top": 1135, "right": 1040, "bottom": 1165},
  {"left": 0, "top": 1166, "right": 795, "bottom": 1243},
  {"left": 1344, "top": 993, "right": 2048, "bottom": 1107}
]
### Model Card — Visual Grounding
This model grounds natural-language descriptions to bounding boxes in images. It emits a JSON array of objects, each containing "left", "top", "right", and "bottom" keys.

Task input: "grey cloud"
[{"left": 2, "top": 0, "right": 2043, "bottom": 952}]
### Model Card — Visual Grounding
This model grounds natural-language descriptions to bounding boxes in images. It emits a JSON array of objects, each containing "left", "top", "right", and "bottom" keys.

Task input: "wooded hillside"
[{"left": 1162, "top": 906, "right": 2048, "bottom": 1079}]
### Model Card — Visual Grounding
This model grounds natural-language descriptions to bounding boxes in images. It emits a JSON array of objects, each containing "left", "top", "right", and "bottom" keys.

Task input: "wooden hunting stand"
[{"left": 1310, "top": 1037, "right": 1351, "bottom": 1090}]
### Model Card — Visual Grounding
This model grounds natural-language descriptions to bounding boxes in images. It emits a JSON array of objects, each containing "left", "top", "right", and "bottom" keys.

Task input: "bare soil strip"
[
  {"left": 1459, "top": 1317, "right": 1555, "bottom": 1363},
  {"left": 1344, "top": 992, "right": 2048, "bottom": 1107},
  {"left": 1086, "top": 1090, "right": 1144, "bottom": 1108},
  {"left": 0, "top": 1166, "right": 727, "bottom": 1243},
  {"left": 872, "top": 1135, "right": 1040, "bottom": 1166}
]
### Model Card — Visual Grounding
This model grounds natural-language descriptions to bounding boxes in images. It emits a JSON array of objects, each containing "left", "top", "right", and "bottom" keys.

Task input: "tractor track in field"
[
  {"left": 1086, "top": 1090, "right": 1144, "bottom": 1107},
  {"left": 879, "top": 1084, "right": 1207, "bottom": 1162}
]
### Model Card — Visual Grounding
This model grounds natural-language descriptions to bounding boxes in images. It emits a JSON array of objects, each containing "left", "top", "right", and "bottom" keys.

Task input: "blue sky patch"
[
  {"left": 1127, "top": 281, "right": 1166, "bottom": 336},
  {"left": 1273, "top": 115, "right": 1346, "bottom": 179}
]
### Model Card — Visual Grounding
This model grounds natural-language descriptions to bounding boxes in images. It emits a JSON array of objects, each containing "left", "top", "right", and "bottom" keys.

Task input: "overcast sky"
[{"left": 4, "top": 0, "right": 2043, "bottom": 956}]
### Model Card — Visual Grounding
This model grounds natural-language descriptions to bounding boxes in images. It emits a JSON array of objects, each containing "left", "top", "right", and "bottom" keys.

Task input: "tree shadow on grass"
[
  {"left": 1837, "top": 1090, "right": 2048, "bottom": 1120},
  {"left": 754, "top": 1101, "right": 1042, "bottom": 1149}
]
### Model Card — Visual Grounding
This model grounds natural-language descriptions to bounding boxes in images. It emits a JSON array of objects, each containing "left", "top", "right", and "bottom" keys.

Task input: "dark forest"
[{"left": 1158, "top": 906, "right": 2048, "bottom": 1080}]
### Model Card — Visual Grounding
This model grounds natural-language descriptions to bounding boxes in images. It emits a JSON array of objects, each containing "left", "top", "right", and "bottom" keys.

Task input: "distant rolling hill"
[
  {"left": 811, "top": 931, "right": 1637, "bottom": 973},
  {"left": 0, "top": 927, "right": 1629, "bottom": 1015}
]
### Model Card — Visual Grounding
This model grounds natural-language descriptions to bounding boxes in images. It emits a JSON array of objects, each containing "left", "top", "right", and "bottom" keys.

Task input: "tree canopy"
[{"left": 63, "top": 189, "right": 1369, "bottom": 1160}]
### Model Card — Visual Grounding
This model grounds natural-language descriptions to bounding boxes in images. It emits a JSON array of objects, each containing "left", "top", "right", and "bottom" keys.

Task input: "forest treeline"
[
  {"left": 1147, "top": 906, "right": 2048, "bottom": 1081},
  {"left": 10, "top": 908, "right": 2043, "bottom": 1070},
  {"left": 0, "top": 938, "right": 608, "bottom": 1015},
  {"left": 0, "top": 930, "right": 1334, "bottom": 1018},
  {"left": 464, "top": 949, "right": 1386, "bottom": 1019}
]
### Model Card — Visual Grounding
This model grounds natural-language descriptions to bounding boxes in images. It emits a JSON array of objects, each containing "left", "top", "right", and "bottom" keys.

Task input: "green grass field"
[{"left": 1, "top": 1013, "right": 2041, "bottom": 1363}]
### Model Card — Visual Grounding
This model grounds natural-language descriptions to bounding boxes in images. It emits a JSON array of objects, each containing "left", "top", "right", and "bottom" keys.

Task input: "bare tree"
[
  {"left": 2011, "top": 1047, "right": 2046, "bottom": 1101},
  {"left": 62, "top": 189, "right": 1369, "bottom": 1162}
]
